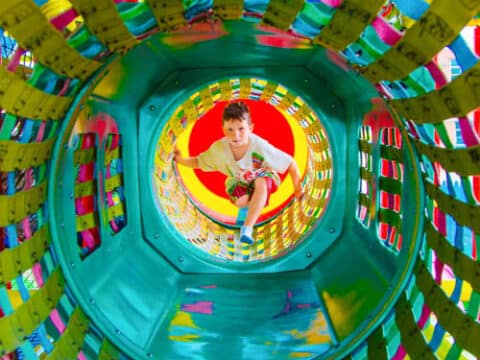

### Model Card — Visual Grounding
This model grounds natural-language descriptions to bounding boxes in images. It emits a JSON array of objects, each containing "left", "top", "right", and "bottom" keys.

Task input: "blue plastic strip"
[
  {"left": 448, "top": 35, "right": 478, "bottom": 72},
  {"left": 19, "top": 120, "right": 34, "bottom": 143},
  {"left": 428, "top": 319, "right": 445, "bottom": 351},
  {"left": 37, "top": 324, "right": 55, "bottom": 354},
  {"left": 6, "top": 225, "right": 18, "bottom": 248},
  {"left": 0, "top": 287, "right": 14, "bottom": 315},
  {"left": 392, "top": 0, "right": 429, "bottom": 20},
  {"left": 19, "top": 341, "right": 37, "bottom": 360},
  {"left": 7, "top": 172, "right": 15, "bottom": 195},
  {"left": 16, "top": 275, "right": 30, "bottom": 301}
]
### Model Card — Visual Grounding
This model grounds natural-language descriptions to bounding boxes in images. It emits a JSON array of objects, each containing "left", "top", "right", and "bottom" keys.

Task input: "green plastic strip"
[
  {"left": 415, "top": 259, "right": 480, "bottom": 356},
  {"left": 0, "top": 0, "right": 101, "bottom": 80},
  {"left": 0, "top": 181, "right": 47, "bottom": 227},
  {"left": 414, "top": 139, "right": 480, "bottom": 176},
  {"left": 0, "top": 67, "right": 72, "bottom": 121},
  {"left": 98, "top": 338, "right": 120, "bottom": 360},
  {"left": 104, "top": 147, "right": 120, "bottom": 165},
  {"left": 425, "top": 181, "right": 480, "bottom": 233},
  {"left": 70, "top": 0, "right": 138, "bottom": 54},
  {"left": 395, "top": 293, "right": 436, "bottom": 360},
  {"left": 0, "top": 226, "right": 50, "bottom": 285},
  {"left": 379, "top": 145, "right": 403, "bottom": 162},
  {"left": 213, "top": 0, "right": 244, "bottom": 20},
  {"left": 359, "top": 0, "right": 480, "bottom": 82},
  {"left": 0, "top": 268, "right": 64, "bottom": 355},
  {"left": 262, "top": 0, "right": 305, "bottom": 31},
  {"left": 146, "top": 0, "right": 186, "bottom": 32},
  {"left": 46, "top": 307, "right": 89, "bottom": 360},
  {"left": 359, "top": 139, "right": 373, "bottom": 154},
  {"left": 391, "top": 62, "right": 480, "bottom": 123},
  {"left": 378, "top": 208, "right": 401, "bottom": 228},
  {"left": 379, "top": 177, "right": 402, "bottom": 195},
  {"left": 0, "top": 138, "right": 55, "bottom": 171},
  {"left": 367, "top": 326, "right": 388, "bottom": 360},
  {"left": 425, "top": 220, "right": 480, "bottom": 292},
  {"left": 74, "top": 147, "right": 96, "bottom": 166},
  {"left": 314, "top": 0, "right": 384, "bottom": 50}
]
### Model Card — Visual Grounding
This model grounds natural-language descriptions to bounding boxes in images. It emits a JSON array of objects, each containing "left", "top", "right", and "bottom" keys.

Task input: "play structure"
[{"left": 0, "top": 1, "right": 479, "bottom": 359}]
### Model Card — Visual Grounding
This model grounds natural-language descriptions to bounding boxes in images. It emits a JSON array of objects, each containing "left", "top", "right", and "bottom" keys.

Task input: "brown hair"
[{"left": 222, "top": 101, "right": 251, "bottom": 124}]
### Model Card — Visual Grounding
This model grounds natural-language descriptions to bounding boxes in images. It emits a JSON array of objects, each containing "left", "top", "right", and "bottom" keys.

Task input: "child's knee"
[
  {"left": 254, "top": 177, "right": 268, "bottom": 190},
  {"left": 234, "top": 194, "right": 249, "bottom": 208}
]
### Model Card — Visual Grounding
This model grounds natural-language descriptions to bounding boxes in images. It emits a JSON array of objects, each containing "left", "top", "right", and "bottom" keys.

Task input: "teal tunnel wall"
[{"left": 0, "top": 1, "right": 479, "bottom": 360}]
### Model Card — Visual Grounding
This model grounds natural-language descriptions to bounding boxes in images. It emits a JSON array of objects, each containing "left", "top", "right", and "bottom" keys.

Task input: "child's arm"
[
  {"left": 288, "top": 159, "right": 304, "bottom": 199},
  {"left": 174, "top": 146, "right": 199, "bottom": 168}
]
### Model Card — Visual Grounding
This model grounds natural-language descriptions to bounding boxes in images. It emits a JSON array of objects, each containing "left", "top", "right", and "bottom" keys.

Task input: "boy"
[{"left": 174, "top": 101, "right": 304, "bottom": 244}]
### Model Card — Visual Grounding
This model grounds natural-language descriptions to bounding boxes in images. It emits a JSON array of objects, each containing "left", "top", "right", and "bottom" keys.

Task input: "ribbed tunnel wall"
[{"left": 0, "top": 1, "right": 479, "bottom": 359}]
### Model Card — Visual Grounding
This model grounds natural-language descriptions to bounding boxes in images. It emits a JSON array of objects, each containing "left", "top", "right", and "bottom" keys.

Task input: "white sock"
[{"left": 241, "top": 226, "right": 253, "bottom": 237}]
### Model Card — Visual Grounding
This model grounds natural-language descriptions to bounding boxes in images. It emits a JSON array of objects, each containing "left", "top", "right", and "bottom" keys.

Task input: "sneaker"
[{"left": 240, "top": 234, "right": 254, "bottom": 244}]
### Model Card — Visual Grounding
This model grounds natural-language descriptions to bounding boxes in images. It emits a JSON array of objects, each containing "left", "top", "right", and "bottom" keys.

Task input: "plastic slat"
[
  {"left": 415, "top": 260, "right": 480, "bottom": 356},
  {"left": 0, "top": 226, "right": 50, "bottom": 285},
  {"left": 379, "top": 145, "right": 403, "bottom": 162},
  {"left": 105, "top": 174, "right": 121, "bottom": 193},
  {"left": 0, "top": 138, "right": 55, "bottom": 171},
  {"left": 107, "top": 203, "right": 124, "bottom": 220},
  {"left": 76, "top": 213, "right": 97, "bottom": 232},
  {"left": 262, "top": 0, "right": 305, "bottom": 31},
  {"left": 0, "top": 1, "right": 101, "bottom": 80},
  {"left": 69, "top": 0, "right": 138, "bottom": 54},
  {"left": 0, "top": 67, "right": 72, "bottom": 121},
  {"left": 314, "top": 0, "right": 384, "bottom": 50},
  {"left": 75, "top": 180, "right": 96, "bottom": 198},
  {"left": 414, "top": 139, "right": 480, "bottom": 176},
  {"left": 0, "top": 181, "right": 47, "bottom": 227},
  {"left": 425, "top": 220, "right": 480, "bottom": 292},
  {"left": 73, "top": 147, "right": 96, "bottom": 166},
  {"left": 359, "top": 0, "right": 480, "bottom": 82},
  {"left": 425, "top": 181, "right": 480, "bottom": 233},
  {"left": 146, "top": 0, "right": 186, "bottom": 32},
  {"left": 394, "top": 293, "right": 436, "bottom": 360},
  {"left": 367, "top": 326, "right": 388, "bottom": 360},
  {"left": 97, "top": 338, "right": 120, "bottom": 360},
  {"left": 379, "top": 177, "right": 402, "bottom": 195},
  {"left": 0, "top": 268, "right": 64, "bottom": 355},
  {"left": 259, "top": 81, "right": 278, "bottom": 102},
  {"left": 391, "top": 62, "right": 480, "bottom": 123},
  {"left": 104, "top": 147, "right": 120, "bottom": 165},
  {"left": 46, "top": 307, "right": 89, "bottom": 360},
  {"left": 213, "top": 0, "right": 244, "bottom": 20}
]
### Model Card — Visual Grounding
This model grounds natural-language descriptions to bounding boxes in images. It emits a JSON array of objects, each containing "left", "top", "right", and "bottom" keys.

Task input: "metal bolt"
[
  {"left": 115, "top": 329, "right": 121, "bottom": 335},
  {"left": 69, "top": 192, "right": 73, "bottom": 199},
  {"left": 70, "top": 262, "right": 75, "bottom": 269},
  {"left": 149, "top": 104, "right": 155, "bottom": 111},
  {"left": 329, "top": 227, "right": 336, "bottom": 234},
  {"left": 306, "top": 252, "right": 312, "bottom": 258},
  {"left": 154, "top": 233, "right": 159, "bottom": 239},
  {"left": 90, "top": 298, "right": 95, "bottom": 305},
  {"left": 177, "top": 256, "right": 184, "bottom": 263},
  {"left": 331, "top": 103, "right": 336, "bottom": 109}
]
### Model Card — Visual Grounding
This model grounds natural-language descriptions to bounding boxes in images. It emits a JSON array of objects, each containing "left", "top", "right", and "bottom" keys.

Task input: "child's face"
[{"left": 222, "top": 118, "right": 253, "bottom": 148}]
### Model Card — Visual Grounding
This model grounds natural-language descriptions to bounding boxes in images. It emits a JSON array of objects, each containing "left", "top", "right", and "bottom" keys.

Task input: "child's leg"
[{"left": 240, "top": 177, "right": 269, "bottom": 244}]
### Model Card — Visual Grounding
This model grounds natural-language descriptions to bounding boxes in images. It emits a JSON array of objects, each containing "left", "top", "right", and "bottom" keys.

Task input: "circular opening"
[{"left": 153, "top": 77, "right": 333, "bottom": 262}]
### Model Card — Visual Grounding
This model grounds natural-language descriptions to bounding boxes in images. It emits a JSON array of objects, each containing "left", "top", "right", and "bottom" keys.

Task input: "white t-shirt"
[{"left": 197, "top": 134, "right": 292, "bottom": 186}]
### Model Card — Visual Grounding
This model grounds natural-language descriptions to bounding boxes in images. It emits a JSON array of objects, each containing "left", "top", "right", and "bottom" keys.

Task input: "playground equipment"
[{"left": 0, "top": 1, "right": 479, "bottom": 359}]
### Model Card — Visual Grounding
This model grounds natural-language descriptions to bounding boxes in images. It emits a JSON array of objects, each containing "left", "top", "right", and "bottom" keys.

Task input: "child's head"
[{"left": 222, "top": 101, "right": 253, "bottom": 147}]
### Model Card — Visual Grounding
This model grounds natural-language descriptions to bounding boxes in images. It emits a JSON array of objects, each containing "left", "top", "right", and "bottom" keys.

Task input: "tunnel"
[{"left": 0, "top": 1, "right": 479, "bottom": 359}]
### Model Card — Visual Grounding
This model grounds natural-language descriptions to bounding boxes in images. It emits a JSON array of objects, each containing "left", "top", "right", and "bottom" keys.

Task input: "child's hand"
[{"left": 173, "top": 146, "right": 181, "bottom": 162}]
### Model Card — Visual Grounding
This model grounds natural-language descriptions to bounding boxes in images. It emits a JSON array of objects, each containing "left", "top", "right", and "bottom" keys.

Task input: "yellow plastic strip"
[
  {"left": 367, "top": 326, "right": 388, "bottom": 360},
  {"left": 239, "top": 78, "right": 251, "bottom": 99},
  {"left": 425, "top": 220, "right": 479, "bottom": 292},
  {"left": 76, "top": 213, "right": 97, "bottom": 232},
  {"left": 0, "top": 67, "right": 72, "bottom": 121},
  {"left": 0, "top": 268, "right": 64, "bottom": 354},
  {"left": 146, "top": 0, "right": 186, "bottom": 32},
  {"left": 0, "top": 138, "right": 55, "bottom": 171},
  {"left": 0, "top": 226, "right": 50, "bottom": 285},
  {"left": 75, "top": 180, "right": 96, "bottom": 198},
  {"left": 359, "top": 0, "right": 480, "bottom": 83},
  {"left": 0, "top": 1, "right": 101, "bottom": 80},
  {"left": 415, "top": 260, "right": 480, "bottom": 356},
  {"left": 278, "top": 91, "right": 296, "bottom": 111},
  {"left": 260, "top": 81, "right": 278, "bottom": 102},
  {"left": 46, "top": 307, "right": 89, "bottom": 360},
  {"left": 394, "top": 294, "right": 436, "bottom": 360},
  {"left": 200, "top": 87, "right": 214, "bottom": 112},
  {"left": 104, "top": 147, "right": 120, "bottom": 165},
  {"left": 219, "top": 80, "right": 232, "bottom": 101},
  {"left": 425, "top": 181, "right": 480, "bottom": 233},
  {"left": 262, "top": 0, "right": 305, "bottom": 31},
  {"left": 0, "top": 181, "right": 47, "bottom": 227},
  {"left": 105, "top": 174, "right": 122, "bottom": 193},
  {"left": 390, "top": 62, "right": 480, "bottom": 123},
  {"left": 414, "top": 139, "right": 480, "bottom": 176},
  {"left": 313, "top": 0, "right": 384, "bottom": 50},
  {"left": 74, "top": 147, "right": 96, "bottom": 166},
  {"left": 69, "top": 0, "right": 138, "bottom": 54},
  {"left": 213, "top": 0, "right": 244, "bottom": 20},
  {"left": 107, "top": 203, "right": 124, "bottom": 220}
]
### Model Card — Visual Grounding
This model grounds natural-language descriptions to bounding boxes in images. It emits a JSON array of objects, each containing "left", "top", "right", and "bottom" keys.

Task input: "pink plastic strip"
[
  {"left": 22, "top": 217, "right": 32, "bottom": 239},
  {"left": 425, "top": 61, "right": 447, "bottom": 88},
  {"left": 321, "top": 0, "right": 342, "bottom": 8},
  {"left": 458, "top": 116, "right": 479, "bottom": 146},
  {"left": 372, "top": 16, "right": 402, "bottom": 46},
  {"left": 78, "top": 351, "right": 88, "bottom": 360},
  {"left": 35, "top": 122, "right": 46, "bottom": 142},
  {"left": 50, "top": 9, "right": 78, "bottom": 31},
  {"left": 50, "top": 309, "right": 66, "bottom": 334},
  {"left": 32, "top": 263, "right": 44, "bottom": 287},
  {"left": 392, "top": 345, "right": 407, "bottom": 360}
]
